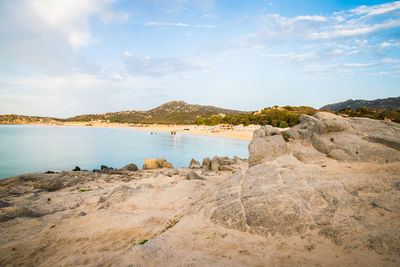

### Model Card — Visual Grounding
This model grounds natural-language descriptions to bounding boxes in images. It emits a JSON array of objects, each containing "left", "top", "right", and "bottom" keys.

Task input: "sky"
[{"left": 0, "top": 0, "right": 399, "bottom": 118}]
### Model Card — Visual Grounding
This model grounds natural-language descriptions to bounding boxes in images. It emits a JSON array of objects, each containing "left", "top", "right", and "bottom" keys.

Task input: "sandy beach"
[{"left": 56, "top": 121, "right": 256, "bottom": 141}]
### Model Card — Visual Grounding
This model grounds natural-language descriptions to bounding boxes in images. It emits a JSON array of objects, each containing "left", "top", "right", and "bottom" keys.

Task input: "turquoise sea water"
[{"left": 0, "top": 125, "right": 249, "bottom": 179}]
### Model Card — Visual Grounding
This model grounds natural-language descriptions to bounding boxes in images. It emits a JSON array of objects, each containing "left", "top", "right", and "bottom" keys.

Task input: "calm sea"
[{"left": 0, "top": 125, "right": 249, "bottom": 179}]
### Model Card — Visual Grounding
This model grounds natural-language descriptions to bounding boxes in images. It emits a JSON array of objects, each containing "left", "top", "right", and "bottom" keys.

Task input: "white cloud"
[
  {"left": 381, "top": 58, "right": 400, "bottom": 63},
  {"left": 145, "top": 21, "right": 218, "bottom": 28},
  {"left": 0, "top": 0, "right": 125, "bottom": 75},
  {"left": 121, "top": 53, "right": 211, "bottom": 76},
  {"left": 312, "top": 19, "right": 400, "bottom": 39},
  {"left": 293, "top": 15, "right": 327, "bottom": 22},
  {"left": 343, "top": 63, "right": 376, "bottom": 67},
  {"left": 350, "top": 1, "right": 400, "bottom": 17},
  {"left": 380, "top": 41, "right": 400, "bottom": 48},
  {"left": 237, "top": 2, "right": 400, "bottom": 46},
  {"left": 26, "top": 0, "right": 121, "bottom": 48}
]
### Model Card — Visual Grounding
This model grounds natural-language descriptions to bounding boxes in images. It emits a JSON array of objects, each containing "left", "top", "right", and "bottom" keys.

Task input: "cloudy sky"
[{"left": 0, "top": 0, "right": 399, "bottom": 117}]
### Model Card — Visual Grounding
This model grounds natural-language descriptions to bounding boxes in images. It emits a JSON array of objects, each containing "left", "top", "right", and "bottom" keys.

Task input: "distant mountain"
[
  {"left": 66, "top": 101, "right": 249, "bottom": 124},
  {"left": 320, "top": 97, "right": 400, "bottom": 111}
]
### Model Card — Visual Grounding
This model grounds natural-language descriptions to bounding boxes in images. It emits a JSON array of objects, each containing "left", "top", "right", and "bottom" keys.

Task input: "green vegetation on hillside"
[
  {"left": 66, "top": 101, "right": 248, "bottom": 124},
  {"left": 195, "top": 105, "right": 400, "bottom": 126},
  {"left": 320, "top": 96, "right": 400, "bottom": 111},
  {"left": 195, "top": 106, "right": 317, "bottom": 127},
  {"left": 332, "top": 107, "right": 400, "bottom": 123}
]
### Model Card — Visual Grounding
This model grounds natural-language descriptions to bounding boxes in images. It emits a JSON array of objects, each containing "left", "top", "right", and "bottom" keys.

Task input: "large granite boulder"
[
  {"left": 142, "top": 158, "right": 174, "bottom": 170},
  {"left": 248, "top": 125, "right": 290, "bottom": 167},
  {"left": 204, "top": 158, "right": 400, "bottom": 255},
  {"left": 282, "top": 112, "right": 400, "bottom": 163},
  {"left": 203, "top": 113, "right": 400, "bottom": 257}
]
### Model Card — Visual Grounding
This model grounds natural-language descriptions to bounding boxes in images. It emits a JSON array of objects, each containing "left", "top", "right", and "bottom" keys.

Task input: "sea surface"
[{"left": 0, "top": 125, "right": 249, "bottom": 179}]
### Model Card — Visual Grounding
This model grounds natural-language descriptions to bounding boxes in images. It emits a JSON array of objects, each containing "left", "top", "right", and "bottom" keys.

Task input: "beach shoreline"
[{"left": 1, "top": 122, "right": 256, "bottom": 141}]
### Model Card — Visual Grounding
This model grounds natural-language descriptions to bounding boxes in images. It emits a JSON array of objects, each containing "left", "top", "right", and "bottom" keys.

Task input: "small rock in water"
[
  {"left": 72, "top": 166, "right": 81, "bottom": 171},
  {"left": 45, "top": 171, "right": 55, "bottom": 174},
  {"left": 101, "top": 165, "right": 109, "bottom": 171},
  {"left": 100, "top": 165, "right": 115, "bottom": 174},
  {"left": 122, "top": 163, "right": 138, "bottom": 171},
  {"left": 142, "top": 158, "right": 174, "bottom": 170}
]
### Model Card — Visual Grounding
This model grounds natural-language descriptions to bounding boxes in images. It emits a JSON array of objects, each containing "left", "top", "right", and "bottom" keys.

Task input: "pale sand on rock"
[{"left": 1, "top": 112, "right": 399, "bottom": 266}]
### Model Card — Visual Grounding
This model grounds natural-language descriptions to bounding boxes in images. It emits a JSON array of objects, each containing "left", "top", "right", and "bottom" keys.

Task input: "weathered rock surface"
[
  {"left": 189, "top": 158, "right": 201, "bottom": 169},
  {"left": 201, "top": 157, "right": 211, "bottom": 173},
  {"left": 282, "top": 112, "right": 400, "bottom": 163},
  {"left": 203, "top": 112, "right": 400, "bottom": 264},
  {"left": 142, "top": 158, "right": 174, "bottom": 169},
  {"left": 186, "top": 171, "right": 204, "bottom": 180},
  {"left": 201, "top": 156, "right": 245, "bottom": 173},
  {"left": 210, "top": 156, "right": 220, "bottom": 172},
  {"left": 122, "top": 163, "right": 138, "bottom": 171},
  {"left": 248, "top": 125, "right": 289, "bottom": 167}
]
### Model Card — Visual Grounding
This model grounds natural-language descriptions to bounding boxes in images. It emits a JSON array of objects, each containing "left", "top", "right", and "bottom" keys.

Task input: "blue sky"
[{"left": 0, "top": 0, "right": 399, "bottom": 117}]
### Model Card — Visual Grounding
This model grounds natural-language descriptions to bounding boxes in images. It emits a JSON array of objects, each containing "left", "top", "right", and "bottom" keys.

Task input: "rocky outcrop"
[
  {"left": 142, "top": 158, "right": 174, "bottom": 170},
  {"left": 204, "top": 112, "right": 400, "bottom": 259},
  {"left": 248, "top": 125, "right": 289, "bottom": 167},
  {"left": 210, "top": 156, "right": 220, "bottom": 172},
  {"left": 72, "top": 166, "right": 81, "bottom": 171},
  {"left": 189, "top": 159, "right": 201, "bottom": 169},
  {"left": 122, "top": 163, "right": 138, "bottom": 171},
  {"left": 186, "top": 171, "right": 204, "bottom": 180},
  {"left": 0, "top": 207, "right": 41, "bottom": 222},
  {"left": 282, "top": 112, "right": 400, "bottom": 163},
  {"left": 201, "top": 156, "right": 246, "bottom": 173},
  {"left": 0, "top": 173, "right": 79, "bottom": 192},
  {"left": 201, "top": 157, "right": 211, "bottom": 173}
]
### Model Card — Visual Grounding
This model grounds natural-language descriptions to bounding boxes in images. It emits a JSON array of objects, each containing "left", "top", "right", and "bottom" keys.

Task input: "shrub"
[{"left": 279, "top": 121, "right": 289, "bottom": 128}]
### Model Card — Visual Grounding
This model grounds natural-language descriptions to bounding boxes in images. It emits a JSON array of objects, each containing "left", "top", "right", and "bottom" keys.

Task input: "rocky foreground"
[{"left": 0, "top": 112, "right": 399, "bottom": 266}]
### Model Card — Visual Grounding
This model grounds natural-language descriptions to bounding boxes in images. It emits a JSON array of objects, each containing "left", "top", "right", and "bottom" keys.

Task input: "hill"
[
  {"left": 320, "top": 96, "right": 400, "bottom": 111},
  {"left": 0, "top": 114, "right": 62, "bottom": 125},
  {"left": 66, "top": 101, "right": 248, "bottom": 124}
]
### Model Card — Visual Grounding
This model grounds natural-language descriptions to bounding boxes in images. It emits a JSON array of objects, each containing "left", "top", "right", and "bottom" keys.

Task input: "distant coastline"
[{"left": 0, "top": 121, "right": 256, "bottom": 141}]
